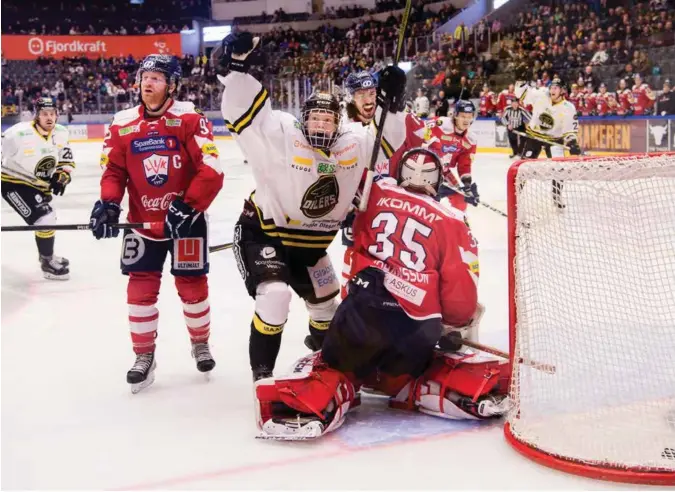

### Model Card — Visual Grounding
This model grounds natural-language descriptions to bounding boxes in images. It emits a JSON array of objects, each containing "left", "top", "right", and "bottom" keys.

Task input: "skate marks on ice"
[{"left": 335, "top": 394, "right": 500, "bottom": 447}]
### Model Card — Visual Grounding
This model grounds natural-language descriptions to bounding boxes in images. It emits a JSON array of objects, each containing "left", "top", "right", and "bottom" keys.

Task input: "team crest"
[{"left": 142, "top": 153, "right": 170, "bottom": 187}]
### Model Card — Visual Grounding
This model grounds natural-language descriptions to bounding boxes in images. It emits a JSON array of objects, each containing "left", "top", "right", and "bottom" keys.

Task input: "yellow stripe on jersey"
[
  {"left": 1, "top": 173, "right": 50, "bottom": 192},
  {"left": 338, "top": 157, "right": 357, "bottom": 167},
  {"left": 292, "top": 156, "right": 313, "bottom": 167},
  {"left": 231, "top": 87, "right": 269, "bottom": 134},
  {"left": 371, "top": 120, "right": 394, "bottom": 158},
  {"left": 526, "top": 126, "right": 557, "bottom": 143},
  {"left": 249, "top": 192, "right": 337, "bottom": 249}
]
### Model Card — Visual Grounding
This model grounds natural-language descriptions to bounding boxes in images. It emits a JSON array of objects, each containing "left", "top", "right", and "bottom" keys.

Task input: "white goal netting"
[{"left": 506, "top": 153, "right": 675, "bottom": 479}]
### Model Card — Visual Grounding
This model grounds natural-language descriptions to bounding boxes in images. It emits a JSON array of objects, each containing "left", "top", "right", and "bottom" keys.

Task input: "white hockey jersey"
[
  {"left": 220, "top": 72, "right": 375, "bottom": 247},
  {"left": 515, "top": 82, "right": 578, "bottom": 144},
  {"left": 1, "top": 121, "right": 75, "bottom": 191}
]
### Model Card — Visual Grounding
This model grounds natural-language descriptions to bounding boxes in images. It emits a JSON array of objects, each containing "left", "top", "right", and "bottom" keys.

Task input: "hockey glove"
[
  {"left": 565, "top": 137, "right": 582, "bottom": 156},
  {"left": 213, "top": 32, "right": 265, "bottom": 75},
  {"left": 164, "top": 198, "right": 199, "bottom": 239},
  {"left": 377, "top": 66, "right": 407, "bottom": 113},
  {"left": 89, "top": 200, "right": 121, "bottom": 240},
  {"left": 50, "top": 169, "right": 72, "bottom": 196},
  {"left": 460, "top": 176, "right": 480, "bottom": 207}
]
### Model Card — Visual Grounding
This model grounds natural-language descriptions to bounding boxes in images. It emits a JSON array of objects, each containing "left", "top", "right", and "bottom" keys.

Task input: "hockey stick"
[
  {"left": 513, "top": 130, "right": 571, "bottom": 150},
  {"left": 208, "top": 242, "right": 233, "bottom": 253},
  {"left": 445, "top": 185, "right": 508, "bottom": 218},
  {"left": 1, "top": 222, "right": 160, "bottom": 232},
  {"left": 358, "top": 0, "right": 412, "bottom": 212},
  {"left": 461, "top": 339, "right": 556, "bottom": 375}
]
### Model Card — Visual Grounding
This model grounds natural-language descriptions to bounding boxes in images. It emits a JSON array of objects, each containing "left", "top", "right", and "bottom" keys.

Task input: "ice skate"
[
  {"left": 126, "top": 352, "right": 156, "bottom": 394},
  {"left": 40, "top": 255, "right": 69, "bottom": 280},
  {"left": 191, "top": 342, "right": 215, "bottom": 375}
]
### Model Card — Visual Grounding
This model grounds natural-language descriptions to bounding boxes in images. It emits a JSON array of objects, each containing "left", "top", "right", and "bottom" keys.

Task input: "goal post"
[{"left": 504, "top": 153, "right": 675, "bottom": 485}]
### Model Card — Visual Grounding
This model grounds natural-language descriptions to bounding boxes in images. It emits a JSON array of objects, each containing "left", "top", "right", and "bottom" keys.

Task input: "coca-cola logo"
[{"left": 141, "top": 191, "right": 182, "bottom": 211}]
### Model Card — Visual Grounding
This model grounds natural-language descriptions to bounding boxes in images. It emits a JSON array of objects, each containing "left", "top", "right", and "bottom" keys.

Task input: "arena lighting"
[
  {"left": 494, "top": 0, "right": 511, "bottom": 8},
  {"left": 203, "top": 25, "right": 232, "bottom": 43}
]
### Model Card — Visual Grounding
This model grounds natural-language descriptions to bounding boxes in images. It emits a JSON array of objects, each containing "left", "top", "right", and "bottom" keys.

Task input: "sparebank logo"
[{"left": 28, "top": 38, "right": 44, "bottom": 55}]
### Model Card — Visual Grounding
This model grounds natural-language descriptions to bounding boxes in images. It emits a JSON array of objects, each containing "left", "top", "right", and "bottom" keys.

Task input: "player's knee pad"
[
  {"left": 174, "top": 274, "right": 208, "bottom": 304},
  {"left": 390, "top": 351, "right": 511, "bottom": 420},
  {"left": 255, "top": 281, "right": 292, "bottom": 328},
  {"left": 127, "top": 271, "right": 162, "bottom": 305},
  {"left": 254, "top": 352, "right": 357, "bottom": 439},
  {"left": 33, "top": 210, "right": 57, "bottom": 226},
  {"left": 306, "top": 296, "right": 338, "bottom": 324}
]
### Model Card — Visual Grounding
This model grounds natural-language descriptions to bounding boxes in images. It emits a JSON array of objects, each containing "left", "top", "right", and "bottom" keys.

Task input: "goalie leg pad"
[
  {"left": 390, "top": 351, "right": 511, "bottom": 420},
  {"left": 254, "top": 352, "right": 357, "bottom": 439}
]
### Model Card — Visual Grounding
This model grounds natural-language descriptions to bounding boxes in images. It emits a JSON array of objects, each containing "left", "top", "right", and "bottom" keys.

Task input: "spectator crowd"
[{"left": 2, "top": 0, "right": 675, "bottom": 117}]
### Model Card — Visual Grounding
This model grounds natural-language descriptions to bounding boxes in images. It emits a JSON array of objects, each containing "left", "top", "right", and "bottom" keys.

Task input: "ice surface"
[{"left": 1, "top": 141, "right": 643, "bottom": 489}]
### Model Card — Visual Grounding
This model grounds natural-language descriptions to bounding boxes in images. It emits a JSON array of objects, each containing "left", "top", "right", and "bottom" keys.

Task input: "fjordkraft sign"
[{"left": 1, "top": 34, "right": 182, "bottom": 60}]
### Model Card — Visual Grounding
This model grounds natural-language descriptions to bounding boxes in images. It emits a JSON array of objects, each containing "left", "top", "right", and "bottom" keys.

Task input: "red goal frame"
[{"left": 504, "top": 155, "right": 675, "bottom": 486}]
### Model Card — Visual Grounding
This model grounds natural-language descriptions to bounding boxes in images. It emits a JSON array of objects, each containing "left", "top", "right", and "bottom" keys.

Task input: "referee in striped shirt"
[{"left": 501, "top": 99, "right": 531, "bottom": 158}]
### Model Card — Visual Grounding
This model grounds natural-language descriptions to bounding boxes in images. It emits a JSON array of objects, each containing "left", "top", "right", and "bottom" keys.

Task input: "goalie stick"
[{"left": 358, "top": 0, "right": 412, "bottom": 212}]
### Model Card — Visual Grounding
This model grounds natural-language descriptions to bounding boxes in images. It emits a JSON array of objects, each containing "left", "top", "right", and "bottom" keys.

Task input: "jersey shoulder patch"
[
  {"left": 111, "top": 106, "right": 142, "bottom": 128},
  {"left": 168, "top": 100, "right": 198, "bottom": 117}
]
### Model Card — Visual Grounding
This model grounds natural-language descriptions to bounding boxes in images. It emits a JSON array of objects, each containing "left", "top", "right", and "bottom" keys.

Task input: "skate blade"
[
  {"left": 130, "top": 371, "right": 155, "bottom": 394},
  {"left": 43, "top": 272, "right": 70, "bottom": 280},
  {"left": 255, "top": 433, "right": 319, "bottom": 441}
]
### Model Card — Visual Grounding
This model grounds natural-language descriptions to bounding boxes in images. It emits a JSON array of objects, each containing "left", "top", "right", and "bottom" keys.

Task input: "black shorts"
[
  {"left": 321, "top": 267, "right": 442, "bottom": 380},
  {"left": 120, "top": 214, "right": 209, "bottom": 276},
  {"left": 1, "top": 178, "right": 53, "bottom": 225},
  {"left": 232, "top": 198, "right": 339, "bottom": 304},
  {"left": 521, "top": 137, "right": 552, "bottom": 159}
]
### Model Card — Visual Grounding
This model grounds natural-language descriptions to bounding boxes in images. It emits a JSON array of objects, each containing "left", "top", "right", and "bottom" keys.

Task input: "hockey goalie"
[{"left": 254, "top": 147, "right": 511, "bottom": 440}]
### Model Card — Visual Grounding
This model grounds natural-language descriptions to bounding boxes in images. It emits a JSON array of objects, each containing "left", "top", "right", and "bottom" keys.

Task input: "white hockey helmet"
[{"left": 397, "top": 147, "right": 443, "bottom": 196}]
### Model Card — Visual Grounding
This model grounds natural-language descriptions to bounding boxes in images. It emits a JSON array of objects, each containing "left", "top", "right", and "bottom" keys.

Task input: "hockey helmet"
[
  {"left": 136, "top": 54, "right": 182, "bottom": 94},
  {"left": 453, "top": 99, "right": 476, "bottom": 131},
  {"left": 397, "top": 147, "right": 443, "bottom": 196},
  {"left": 344, "top": 71, "right": 377, "bottom": 102},
  {"left": 301, "top": 91, "right": 342, "bottom": 151},
  {"left": 34, "top": 97, "right": 57, "bottom": 116},
  {"left": 550, "top": 76, "right": 568, "bottom": 93}
]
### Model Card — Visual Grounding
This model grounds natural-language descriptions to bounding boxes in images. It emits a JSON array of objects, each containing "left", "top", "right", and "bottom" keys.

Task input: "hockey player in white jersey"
[
  {"left": 515, "top": 74, "right": 582, "bottom": 158},
  {"left": 214, "top": 32, "right": 407, "bottom": 381},
  {"left": 515, "top": 74, "right": 581, "bottom": 208},
  {"left": 1, "top": 97, "right": 74, "bottom": 279}
]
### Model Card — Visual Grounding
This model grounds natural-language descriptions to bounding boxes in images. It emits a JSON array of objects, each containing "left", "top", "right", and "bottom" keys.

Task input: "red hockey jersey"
[
  {"left": 350, "top": 178, "right": 479, "bottom": 324},
  {"left": 380, "top": 113, "right": 477, "bottom": 188},
  {"left": 100, "top": 101, "right": 224, "bottom": 240}
]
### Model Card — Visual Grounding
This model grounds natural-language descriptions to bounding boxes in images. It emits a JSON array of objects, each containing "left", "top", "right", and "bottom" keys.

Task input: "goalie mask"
[
  {"left": 397, "top": 147, "right": 443, "bottom": 196},
  {"left": 301, "top": 91, "right": 342, "bottom": 151}
]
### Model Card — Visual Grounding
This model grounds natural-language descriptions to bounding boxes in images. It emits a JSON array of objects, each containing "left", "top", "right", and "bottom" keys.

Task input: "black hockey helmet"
[
  {"left": 301, "top": 91, "right": 342, "bottom": 151},
  {"left": 34, "top": 97, "right": 57, "bottom": 115},
  {"left": 397, "top": 147, "right": 443, "bottom": 196},
  {"left": 550, "top": 76, "right": 568, "bottom": 93}
]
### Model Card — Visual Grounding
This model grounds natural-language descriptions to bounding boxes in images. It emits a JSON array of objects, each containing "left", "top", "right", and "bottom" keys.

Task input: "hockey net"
[{"left": 505, "top": 153, "right": 675, "bottom": 485}]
